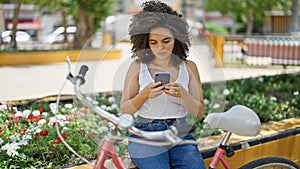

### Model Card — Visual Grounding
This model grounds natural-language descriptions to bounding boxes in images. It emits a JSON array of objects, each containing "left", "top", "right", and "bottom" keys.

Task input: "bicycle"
[{"left": 61, "top": 57, "right": 300, "bottom": 169}]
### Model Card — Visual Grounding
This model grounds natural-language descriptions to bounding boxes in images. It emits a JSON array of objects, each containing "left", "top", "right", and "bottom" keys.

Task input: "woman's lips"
[{"left": 156, "top": 51, "right": 169, "bottom": 56}]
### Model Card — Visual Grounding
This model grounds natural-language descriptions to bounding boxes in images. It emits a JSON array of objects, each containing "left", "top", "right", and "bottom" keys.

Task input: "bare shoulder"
[
  {"left": 185, "top": 60, "right": 201, "bottom": 80},
  {"left": 126, "top": 60, "right": 141, "bottom": 78},
  {"left": 128, "top": 60, "right": 141, "bottom": 72},
  {"left": 185, "top": 60, "right": 198, "bottom": 71}
]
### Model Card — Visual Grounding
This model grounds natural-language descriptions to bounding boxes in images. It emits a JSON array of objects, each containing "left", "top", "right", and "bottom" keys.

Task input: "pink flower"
[
  {"left": 37, "top": 108, "right": 44, "bottom": 113},
  {"left": 9, "top": 114, "right": 16, "bottom": 120},
  {"left": 26, "top": 114, "right": 42, "bottom": 123},
  {"left": 18, "top": 128, "right": 26, "bottom": 134},
  {"left": 6, "top": 121, "right": 12, "bottom": 126},
  {"left": 72, "top": 108, "right": 88, "bottom": 116},
  {"left": 35, "top": 130, "right": 49, "bottom": 138},
  {"left": 87, "top": 132, "right": 96, "bottom": 139},
  {"left": 66, "top": 115, "right": 73, "bottom": 121},
  {"left": 51, "top": 133, "right": 68, "bottom": 145},
  {"left": 14, "top": 121, "right": 20, "bottom": 125}
]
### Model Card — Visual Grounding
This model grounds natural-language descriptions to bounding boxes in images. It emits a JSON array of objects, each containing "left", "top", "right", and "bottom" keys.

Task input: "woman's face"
[{"left": 148, "top": 27, "right": 175, "bottom": 60}]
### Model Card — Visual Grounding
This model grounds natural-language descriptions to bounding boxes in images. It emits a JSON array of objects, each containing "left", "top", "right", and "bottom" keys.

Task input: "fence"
[
  {"left": 209, "top": 34, "right": 300, "bottom": 67},
  {"left": 243, "top": 36, "right": 300, "bottom": 66}
]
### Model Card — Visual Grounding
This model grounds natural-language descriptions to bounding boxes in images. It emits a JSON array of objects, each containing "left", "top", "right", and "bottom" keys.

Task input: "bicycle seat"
[{"left": 204, "top": 105, "right": 261, "bottom": 136}]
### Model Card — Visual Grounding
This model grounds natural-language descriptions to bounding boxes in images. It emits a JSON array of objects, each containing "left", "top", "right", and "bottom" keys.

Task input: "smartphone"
[{"left": 154, "top": 72, "right": 170, "bottom": 87}]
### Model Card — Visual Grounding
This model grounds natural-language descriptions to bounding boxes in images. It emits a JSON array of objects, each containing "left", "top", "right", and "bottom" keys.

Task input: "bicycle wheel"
[{"left": 239, "top": 157, "right": 300, "bottom": 169}]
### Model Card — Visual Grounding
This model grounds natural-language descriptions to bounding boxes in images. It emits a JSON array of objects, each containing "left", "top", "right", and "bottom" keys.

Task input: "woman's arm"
[
  {"left": 183, "top": 60, "right": 204, "bottom": 119},
  {"left": 165, "top": 60, "right": 204, "bottom": 119},
  {"left": 120, "top": 61, "right": 164, "bottom": 115}
]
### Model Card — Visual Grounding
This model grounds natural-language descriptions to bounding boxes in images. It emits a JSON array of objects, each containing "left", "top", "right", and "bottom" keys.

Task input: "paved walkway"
[{"left": 0, "top": 43, "right": 299, "bottom": 101}]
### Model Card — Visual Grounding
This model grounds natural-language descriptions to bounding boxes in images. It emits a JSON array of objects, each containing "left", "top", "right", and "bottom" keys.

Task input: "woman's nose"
[{"left": 157, "top": 43, "right": 165, "bottom": 50}]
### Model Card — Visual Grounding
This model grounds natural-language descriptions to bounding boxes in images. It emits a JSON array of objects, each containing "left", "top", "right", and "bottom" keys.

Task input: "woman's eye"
[
  {"left": 149, "top": 41, "right": 156, "bottom": 44},
  {"left": 163, "top": 40, "right": 170, "bottom": 43}
]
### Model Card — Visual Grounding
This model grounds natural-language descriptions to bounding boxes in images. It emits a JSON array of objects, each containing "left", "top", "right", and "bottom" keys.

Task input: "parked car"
[
  {"left": 41, "top": 26, "right": 104, "bottom": 48},
  {"left": 41, "top": 26, "right": 76, "bottom": 44},
  {"left": 1, "top": 30, "right": 32, "bottom": 43}
]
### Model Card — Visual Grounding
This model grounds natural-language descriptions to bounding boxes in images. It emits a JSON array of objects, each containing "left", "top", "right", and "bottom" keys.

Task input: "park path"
[{"left": 0, "top": 43, "right": 299, "bottom": 101}]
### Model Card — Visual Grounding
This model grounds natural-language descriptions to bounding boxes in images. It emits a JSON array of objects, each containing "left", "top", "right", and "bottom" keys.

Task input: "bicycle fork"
[
  {"left": 208, "top": 132, "right": 235, "bottom": 169},
  {"left": 93, "top": 140, "right": 126, "bottom": 169}
]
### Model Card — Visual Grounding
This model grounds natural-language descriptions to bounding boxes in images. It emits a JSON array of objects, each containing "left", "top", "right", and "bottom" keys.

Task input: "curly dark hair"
[{"left": 128, "top": 0, "right": 190, "bottom": 66}]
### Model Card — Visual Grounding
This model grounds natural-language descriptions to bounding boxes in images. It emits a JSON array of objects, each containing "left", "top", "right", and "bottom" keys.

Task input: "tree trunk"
[
  {"left": 290, "top": 0, "right": 299, "bottom": 33},
  {"left": 246, "top": 9, "right": 253, "bottom": 35},
  {"left": 74, "top": 4, "right": 91, "bottom": 49},
  {"left": 62, "top": 6, "right": 68, "bottom": 44},
  {"left": 11, "top": 0, "right": 23, "bottom": 49}
]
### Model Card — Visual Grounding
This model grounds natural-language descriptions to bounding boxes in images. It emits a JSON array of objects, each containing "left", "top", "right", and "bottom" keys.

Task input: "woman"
[{"left": 120, "top": 1, "right": 206, "bottom": 168}]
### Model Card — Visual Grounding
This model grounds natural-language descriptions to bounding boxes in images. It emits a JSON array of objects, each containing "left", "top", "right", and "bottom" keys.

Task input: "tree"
[
  {"left": 34, "top": 0, "right": 116, "bottom": 48},
  {"left": 205, "top": 0, "right": 291, "bottom": 34},
  {"left": 290, "top": 0, "right": 299, "bottom": 33},
  {"left": 70, "top": 0, "right": 116, "bottom": 48},
  {"left": 11, "top": 0, "right": 23, "bottom": 49},
  {"left": 0, "top": 0, "right": 27, "bottom": 49},
  {"left": 33, "top": 0, "right": 72, "bottom": 44}
]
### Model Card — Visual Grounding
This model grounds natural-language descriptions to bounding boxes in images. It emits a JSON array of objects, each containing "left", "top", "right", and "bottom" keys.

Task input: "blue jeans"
[{"left": 128, "top": 116, "right": 206, "bottom": 169}]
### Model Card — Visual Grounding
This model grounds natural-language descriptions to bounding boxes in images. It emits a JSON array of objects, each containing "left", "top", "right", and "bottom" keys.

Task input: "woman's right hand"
[{"left": 140, "top": 82, "right": 165, "bottom": 99}]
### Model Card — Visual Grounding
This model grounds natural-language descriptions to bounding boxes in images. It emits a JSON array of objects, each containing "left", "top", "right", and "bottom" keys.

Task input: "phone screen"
[{"left": 154, "top": 72, "right": 170, "bottom": 86}]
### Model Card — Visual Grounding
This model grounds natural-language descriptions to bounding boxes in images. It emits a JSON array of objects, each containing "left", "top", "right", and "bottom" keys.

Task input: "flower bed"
[
  {"left": 0, "top": 73, "right": 299, "bottom": 168},
  {"left": 0, "top": 94, "right": 121, "bottom": 168}
]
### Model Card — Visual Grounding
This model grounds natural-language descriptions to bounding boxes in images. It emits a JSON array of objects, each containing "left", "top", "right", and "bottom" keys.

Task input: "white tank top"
[{"left": 137, "top": 62, "right": 189, "bottom": 119}]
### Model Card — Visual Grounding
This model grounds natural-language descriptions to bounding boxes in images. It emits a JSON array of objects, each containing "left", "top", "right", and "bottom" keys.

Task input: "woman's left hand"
[{"left": 164, "top": 83, "right": 182, "bottom": 98}]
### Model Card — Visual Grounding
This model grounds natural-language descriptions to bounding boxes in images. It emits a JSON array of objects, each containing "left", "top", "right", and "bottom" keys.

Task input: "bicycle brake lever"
[
  {"left": 66, "top": 56, "right": 75, "bottom": 82},
  {"left": 76, "top": 65, "right": 89, "bottom": 85},
  {"left": 66, "top": 56, "right": 72, "bottom": 74}
]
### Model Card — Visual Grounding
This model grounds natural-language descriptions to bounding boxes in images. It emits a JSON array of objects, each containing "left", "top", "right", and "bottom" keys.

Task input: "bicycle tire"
[{"left": 239, "top": 157, "right": 300, "bottom": 169}]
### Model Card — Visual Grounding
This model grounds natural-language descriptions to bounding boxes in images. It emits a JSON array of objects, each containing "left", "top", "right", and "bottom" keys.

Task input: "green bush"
[
  {"left": 204, "top": 22, "right": 229, "bottom": 34},
  {"left": 214, "top": 73, "right": 298, "bottom": 119},
  {"left": 194, "top": 73, "right": 300, "bottom": 138}
]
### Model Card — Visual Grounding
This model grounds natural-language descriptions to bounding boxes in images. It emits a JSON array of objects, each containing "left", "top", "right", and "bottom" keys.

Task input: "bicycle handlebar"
[
  {"left": 78, "top": 65, "right": 89, "bottom": 77},
  {"left": 67, "top": 64, "right": 182, "bottom": 144}
]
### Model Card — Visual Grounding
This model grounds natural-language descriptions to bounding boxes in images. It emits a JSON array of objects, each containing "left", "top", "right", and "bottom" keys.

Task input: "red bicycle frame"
[
  {"left": 208, "top": 132, "right": 234, "bottom": 169},
  {"left": 93, "top": 140, "right": 125, "bottom": 169}
]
